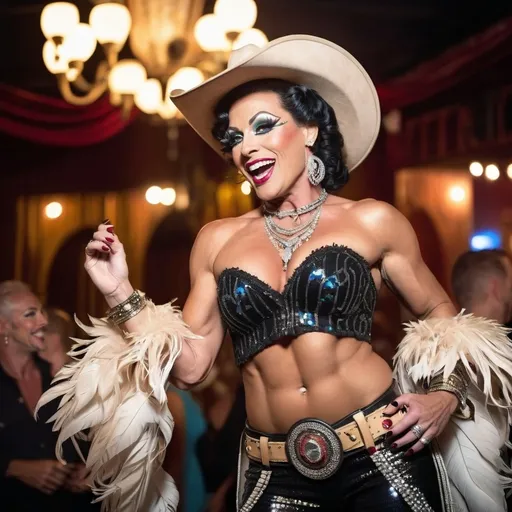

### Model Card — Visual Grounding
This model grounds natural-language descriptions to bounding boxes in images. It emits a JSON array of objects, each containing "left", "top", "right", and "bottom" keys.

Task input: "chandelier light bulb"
[
  {"left": 41, "top": 2, "right": 79, "bottom": 40},
  {"left": 108, "top": 60, "right": 147, "bottom": 95},
  {"left": 145, "top": 186, "right": 162, "bottom": 205},
  {"left": 214, "top": 0, "right": 258, "bottom": 34},
  {"left": 194, "top": 14, "right": 231, "bottom": 52},
  {"left": 45, "top": 201, "right": 63, "bottom": 219},
  {"left": 232, "top": 28, "right": 268, "bottom": 50},
  {"left": 65, "top": 23, "right": 97, "bottom": 62},
  {"left": 159, "top": 99, "right": 179, "bottom": 120},
  {"left": 468, "top": 161, "right": 483, "bottom": 177},
  {"left": 507, "top": 164, "right": 512, "bottom": 180},
  {"left": 135, "top": 79, "right": 163, "bottom": 114},
  {"left": 161, "top": 188, "right": 177, "bottom": 206},
  {"left": 168, "top": 67, "right": 205, "bottom": 94},
  {"left": 89, "top": 3, "right": 131, "bottom": 46},
  {"left": 484, "top": 164, "right": 500, "bottom": 181},
  {"left": 42, "top": 40, "right": 69, "bottom": 74}
]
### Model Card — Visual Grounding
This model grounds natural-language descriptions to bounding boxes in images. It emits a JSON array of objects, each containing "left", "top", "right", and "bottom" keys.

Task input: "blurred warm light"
[
  {"left": 89, "top": 3, "right": 131, "bottom": 46},
  {"left": 168, "top": 67, "right": 204, "bottom": 94},
  {"left": 135, "top": 79, "right": 162, "bottom": 114},
  {"left": 41, "top": 2, "right": 79, "bottom": 40},
  {"left": 232, "top": 28, "right": 268, "bottom": 50},
  {"left": 45, "top": 201, "right": 63, "bottom": 219},
  {"left": 241, "top": 181, "right": 251, "bottom": 195},
  {"left": 448, "top": 185, "right": 465, "bottom": 203},
  {"left": 159, "top": 99, "right": 179, "bottom": 120},
  {"left": 145, "top": 186, "right": 162, "bottom": 205},
  {"left": 484, "top": 164, "right": 500, "bottom": 181},
  {"left": 175, "top": 188, "right": 190, "bottom": 210},
  {"left": 108, "top": 60, "right": 147, "bottom": 95},
  {"left": 42, "top": 41, "right": 69, "bottom": 74},
  {"left": 194, "top": 14, "right": 231, "bottom": 52},
  {"left": 507, "top": 164, "right": 512, "bottom": 180},
  {"left": 214, "top": 0, "right": 257, "bottom": 33},
  {"left": 161, "top": 187, "right": 177, "bottom": 206},
  {"left": 469, "top": 161, "right": 483, "bottom": 177},
  {"left": 65, "top": 23, "right": 97, "bottom": 62}
]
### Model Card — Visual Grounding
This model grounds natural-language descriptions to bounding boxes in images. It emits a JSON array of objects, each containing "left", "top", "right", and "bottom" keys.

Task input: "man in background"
[{"left": 451, "top": 249, "right": 512, "bottom": 326}]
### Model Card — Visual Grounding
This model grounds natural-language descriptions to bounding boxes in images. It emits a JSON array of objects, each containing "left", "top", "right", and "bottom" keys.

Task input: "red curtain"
[
  {"left": 0, "top": 83, "right": 137, "bottom": 146},
  {"left": 377, "top": 17, "right": 512, "bottom": 112}
]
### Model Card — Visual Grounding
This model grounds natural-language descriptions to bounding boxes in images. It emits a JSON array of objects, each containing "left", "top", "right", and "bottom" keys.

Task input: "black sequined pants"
[{"left": 241, "top": 387, "right": 446, "bottom": 511}]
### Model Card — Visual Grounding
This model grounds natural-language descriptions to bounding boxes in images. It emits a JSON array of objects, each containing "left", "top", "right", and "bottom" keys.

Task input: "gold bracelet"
[
  {"left": 427, "top": 360, "right": 469, "bottom": 411},
  {"left": 107, "top": 290, "right": 146, "bottom": 325}
]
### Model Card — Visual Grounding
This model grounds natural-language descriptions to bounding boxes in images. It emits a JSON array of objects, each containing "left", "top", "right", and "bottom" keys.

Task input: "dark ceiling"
[{"left": 1, "top": 0, "right": 512, "bottom": 96}]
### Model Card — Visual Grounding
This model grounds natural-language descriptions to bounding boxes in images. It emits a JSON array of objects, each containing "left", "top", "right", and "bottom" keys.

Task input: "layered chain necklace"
[{"left": 263, "top": 189, "right": 328, "bottom": 270}]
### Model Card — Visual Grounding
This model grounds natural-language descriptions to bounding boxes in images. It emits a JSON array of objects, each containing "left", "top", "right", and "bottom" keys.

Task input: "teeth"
[
  {"left": 33, "top": 331, "right": 45, "bottom": 338},
  {"left": 247, "top": 159, "right": 275, "bottom": 172}
]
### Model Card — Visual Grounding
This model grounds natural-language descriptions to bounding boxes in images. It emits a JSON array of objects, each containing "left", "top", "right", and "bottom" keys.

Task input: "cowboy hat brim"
[{"left": 171, "top": 34, "right": 381, "bottom": 172}]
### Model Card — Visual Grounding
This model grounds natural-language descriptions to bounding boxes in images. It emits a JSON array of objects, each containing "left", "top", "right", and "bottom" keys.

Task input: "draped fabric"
[
  {"left": 1, "top": 15, "right": 511, "bottom": 147},
  {"left": 0, "top": 83, "right": 138, "bottom": 146}
]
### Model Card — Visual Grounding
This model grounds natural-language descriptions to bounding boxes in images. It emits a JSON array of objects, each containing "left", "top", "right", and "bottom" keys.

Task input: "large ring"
[
  {"left": 411, "top": 424, "right": 424, "bottom": 439},
  {"left": 286, "top": 418, "right": 343, "bottom": 480},
  {"left": 420, "top": 436, "right": 431, "bottom": 445}
]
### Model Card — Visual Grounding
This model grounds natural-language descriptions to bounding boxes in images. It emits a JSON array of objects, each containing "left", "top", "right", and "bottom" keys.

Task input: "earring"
[
  {"left": 4, "top": 335, "right": 8, "bottom": 346},
  {"left": 307, "top": 154, "right": 325, "bottom": 186}
]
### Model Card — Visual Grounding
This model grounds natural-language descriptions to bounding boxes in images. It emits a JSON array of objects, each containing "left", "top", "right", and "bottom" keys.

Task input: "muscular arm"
[
  {"left": 106, "top": 221, "right": 227, "bottom": 387},
  {"left": 364, "top": 201, "right": 456, "bottom": 320}
]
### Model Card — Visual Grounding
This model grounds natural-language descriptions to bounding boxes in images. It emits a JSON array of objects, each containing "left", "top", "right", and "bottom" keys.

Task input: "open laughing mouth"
[{"left": 245, "top": 158, "right": 276, "bottom": 186}]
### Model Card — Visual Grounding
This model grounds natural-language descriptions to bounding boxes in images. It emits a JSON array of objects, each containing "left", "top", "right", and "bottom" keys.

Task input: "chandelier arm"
[
  {"left": 70, "top": 60, "right": 110, "bottom": 93},
  {"left": 56, "top": 73, "right": 109, "bottom": 106}
]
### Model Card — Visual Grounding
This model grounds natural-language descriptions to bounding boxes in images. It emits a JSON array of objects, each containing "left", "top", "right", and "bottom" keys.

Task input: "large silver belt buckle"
[{"left": 285, "top": 418, "right": 343, "bottom": 480}]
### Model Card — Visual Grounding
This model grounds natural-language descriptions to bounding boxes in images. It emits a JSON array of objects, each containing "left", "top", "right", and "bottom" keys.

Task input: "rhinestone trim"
[
  {"left": 240, "top": 469, "right": 272, "bottom": 512},
  {"left": 286, "top": 419, "right": 343, "bottom": 480},
  {"left": 371, "top": 448, "right": 435, "bottom": 512}
]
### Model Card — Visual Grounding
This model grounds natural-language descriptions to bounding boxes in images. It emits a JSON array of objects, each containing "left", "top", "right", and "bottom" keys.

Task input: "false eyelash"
[{"left": 219, "top": 129, "right": 242, "bottom": 154}]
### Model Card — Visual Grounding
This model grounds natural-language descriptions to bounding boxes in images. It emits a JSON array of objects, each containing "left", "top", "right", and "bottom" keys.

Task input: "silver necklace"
[
  {"left": 263, "top": 190, "right": 328, "bottom": 270},
  {"left": 264, "top": 189, "right": 328, "bottom": 222}
]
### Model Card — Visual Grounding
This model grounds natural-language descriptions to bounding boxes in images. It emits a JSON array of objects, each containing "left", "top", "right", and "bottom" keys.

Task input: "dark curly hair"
[{"left": 211, "top": 79, "right": 348, "bottom": 192}]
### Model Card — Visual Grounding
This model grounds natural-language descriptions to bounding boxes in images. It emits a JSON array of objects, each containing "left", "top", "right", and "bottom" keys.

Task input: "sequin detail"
[
  {"left": 371, "top": 448, "right": 435, "bottom": 512},
  {"left": 217, "top": 245, "right": 377, "bottom": 366}
]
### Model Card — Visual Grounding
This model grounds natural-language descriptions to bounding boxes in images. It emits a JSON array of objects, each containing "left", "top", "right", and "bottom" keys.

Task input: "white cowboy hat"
[{"left": 171, "top": 34, "right": 381, "bottom": 172}]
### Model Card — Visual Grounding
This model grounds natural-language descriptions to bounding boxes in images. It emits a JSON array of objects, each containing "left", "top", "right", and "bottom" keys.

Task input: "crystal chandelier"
[{"left": 40, "top": 0, "right": 267, "bottom": 120}]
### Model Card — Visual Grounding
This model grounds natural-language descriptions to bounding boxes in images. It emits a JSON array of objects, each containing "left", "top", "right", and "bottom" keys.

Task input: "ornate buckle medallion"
[{"left": 285, "top": 418, "right": 343, "bottom": 480}]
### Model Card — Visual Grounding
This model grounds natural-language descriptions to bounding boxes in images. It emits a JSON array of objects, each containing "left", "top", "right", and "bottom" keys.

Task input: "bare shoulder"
[
  {"left": 343, "top": 199, "right": 416, "bottom": 249},
  {"left": 192, "top": 213, "right": 259, "bottom": 266}
]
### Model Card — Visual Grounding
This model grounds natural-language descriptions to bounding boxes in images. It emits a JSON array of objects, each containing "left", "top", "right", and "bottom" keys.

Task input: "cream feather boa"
[
  {"left": 35, "top": 299, "right": 200, "bottom": 512},
  {"left": 393, "top": 311, "right": 512, "bottom": 512}
]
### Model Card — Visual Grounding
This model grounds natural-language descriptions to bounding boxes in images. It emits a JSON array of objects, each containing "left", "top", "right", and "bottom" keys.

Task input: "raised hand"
[{"left": 84, "top": 220, "right": 130, "bottom": 298}]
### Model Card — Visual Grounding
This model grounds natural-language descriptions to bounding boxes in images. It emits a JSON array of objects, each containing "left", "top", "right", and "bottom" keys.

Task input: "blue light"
[{"left": 470, "top": 230, "right": 502, "bottom": 251}]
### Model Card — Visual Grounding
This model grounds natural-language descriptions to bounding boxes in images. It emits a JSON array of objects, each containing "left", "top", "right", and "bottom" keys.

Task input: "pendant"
[{"left": 282, "top": 246, "right": 292, "bottom": 270}]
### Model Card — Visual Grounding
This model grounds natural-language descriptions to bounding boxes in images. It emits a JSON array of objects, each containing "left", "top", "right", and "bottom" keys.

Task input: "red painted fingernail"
[
  {"left": 405, "top": 449, "right": 414, "bottom": 457},
  {"left": 391, "top": 401, "right": 398, "bottom": 407},
  {"left": 382, "top": 419, "right": 393, "bottom": 430},
  {"left": 102, "top": 245, "right": 109, "bottom": 251},
  {"left": 107, "top": 227, "right": 114, "bottom": 233},
  {"left": 105, "top": 237, "right": 114, "bottom": 243},
  {"left": 367, "top": 446, "right": 377, "bottom": 455},
  {"left": 391, "top": 443, "right": 398, "bottom": 449}
]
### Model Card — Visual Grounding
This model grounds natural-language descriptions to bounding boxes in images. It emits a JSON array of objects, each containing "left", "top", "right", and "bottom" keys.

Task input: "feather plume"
[
  {"left": 393, "top": 311, "right": 512, "bottom": 511},
  {"left": 35, "top": 299, "right": 200, "bottom": 512},
  {"left": 393, "top": 310, "right": 512, "bottom": 412}
]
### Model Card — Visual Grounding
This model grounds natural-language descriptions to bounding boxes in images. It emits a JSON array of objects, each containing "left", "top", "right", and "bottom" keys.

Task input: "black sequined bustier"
[{"left": 217, "top": 245, "right": 378, "bottom": 367}]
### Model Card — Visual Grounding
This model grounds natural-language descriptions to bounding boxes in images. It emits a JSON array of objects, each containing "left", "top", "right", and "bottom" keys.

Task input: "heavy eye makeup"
[{"left": 222, "top": 112, "right": 287, "bottom": 152}]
